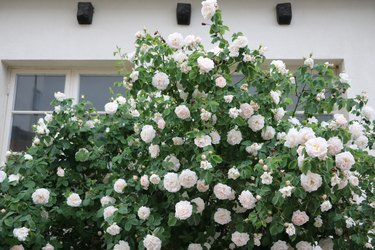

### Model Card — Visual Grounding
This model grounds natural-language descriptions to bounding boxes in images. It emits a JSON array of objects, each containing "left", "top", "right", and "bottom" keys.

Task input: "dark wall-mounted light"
[
  {"left": 77, "top": 2, "right": 94, "bottom": 25},
  {"left": 177, "top": 3, "right": 191, "bottom": 25},
  {"left": 276, "top": 3, "right": 292, "bottom": 25}
]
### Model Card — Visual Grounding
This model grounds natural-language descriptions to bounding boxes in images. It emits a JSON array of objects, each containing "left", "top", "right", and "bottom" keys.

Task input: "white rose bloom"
[
  {"left": 115, "top": 96, "right": 127, "bottom": 106},
  {"left": 194, "top": 135, "right": 212, "bottom": 148},
  {"left": 104, "top": 101, "right": 118, "bottom": 115},
  {"left": 67, "top": 193, "right": 82, "bottom": 207},
  {"left": 238, "top": 190, "right": 257, "bottom": 209},
  {"left": 215, "top": 76, "right": 227, "bottom": 88},
  {"left": 233, "top": 36, "right": 248, "bottom": 48},
  {"left": 173, "top": 51, "right": 187, "bottom": 63},
  {"left": 103, "top": 205, "right": 118, "bottom": 220},
  {"left": 320, "top": 200, "right": 332, "bottom": 212},
  {"left": 56, "top": 167, "right": 65, "bottom": 177},
  {"left": 299, "top": 127, "right": 316, "bottom": 145},
  {"left": 179, "top": 169, "right": 198, "bottom": 188},
  {"left": 314, "top": 216, "right": 323, "bottom": 228},
  {"left": 148, "top": 144, "right": 160, "bottom": 158},
  {"left": 175, "top": 200, "right": 193, "bottom": 220},
  {"left": 304, "top": 57, "right": 314, "bottom": 69},
  {"left": 339, "top": 72, "right": 350, "bottom": 83},
  {"left": 172, "top": 137, "right": 184, "bottom": 145},
  {"left": 246, "top": 143, "right": 262, "bottom": 156},
  {"left": 188, "top": 243, "right": 203, "bottom": 250},
  {"left": 348, "top": 175, "right": 359, "bottom": 186},
  {"left": 214, "top": 183, "right": 234, "bottom": 200},
  {"left": 334, "top": 114, "right": 348, "bottom": 127},
  {"left": 335, "top": 152, "right": 355, "bottom": 171},
  {"left": 0, "top": 170, "right": 7, "bottom": 183},
  {"left": 200, "top": 109, "right": 212, "bottom": 121},
  {"left": 224, "top": 95, "right": 234, "bottom": 103},
  {"left": 270, "top": 90, "right": 281, "bottom": 104},
  {"left": 114, "top": 240, "right": 130, "bottom": 250},
  {"left": 301, "top": 172, "right": 322, "bottom": 192},
  {"left": 229, "top": 44, "right": 240, "bottom": 57},
  {"left": 100, "top": 196, "right": 116, "bottom": 207},
  {"left": 13, "top": 227, "right": 30, "bottom": 241},
  {"left": 129, "top": 70, "right": 139, "bottom": 82},
  {"left": 175, "top": 105, "right": 191, "bottom": 120},
  {"left": 201, "top": 0, "right": 217, "bottom": 20},
  {"left": 152, "top": 72, "right": 170, "bottom": 90},
  {"left": 140, "top": 175, "right": 150, "bottom": 190},
  {"left": 140, "top": 125, "right": 156, "bottom": 143},
  {"left": 270, "top": 60, "right": 288, "bottom": 75},
  {"left": 284, "top": 128, "right": 300, "bottom": 148},
  {"left": 296, "top": 241, "right": 313, "bottom": 250},
  {"left": 227, "top": 128, "right": 242, "bottom": 145},
  {"left": 214, "top": 208, "right": 231, "bottom": 225},
  {"left": 197, "top": 180, "right": 209, "bottom": 192},
  {"left": 9, "top": 174, "right": 22, "bottom": 183},
  {"left": 143, "top": 235, "right": 162, "bottom": 250},
  {"left": 305, "top": 137, "right": 328, "bottom": 160},
  {"left": 54, "top": 91, "right": 66, "bottom": 102},
  {"left": 349, "top": 122, "right": 364, "bottom": 139},
  {"left": 319, "top": 238, "right": 334, "bottom": 250},
  {"left": 197, "top": 56, "right": 214, "bottom": 74},
  {"left": 167, "top": 32, "right": 184, "bottom": 49},
  {"left": 248, "top": 115, "right": 265, "bottom": 132},
  {"left": 44, "top": 113, "right": 53, "bottom": 123},
  {"left": 288, "top": 116, "right": 301, "bottom": 126},
  {"left": 114, "top": 178, "right": 127, "bottom": 193},
  {"left": 32, "top": 188, "right": 50, "bottom": 205},
  {"left": 240, "top": 103, "right": 254, "bottom": 119},
  {"left": 10, "top": 245, "right": 25, "bottom": 250},
  {"left": 279, "top": 186, "right": 294, "bottom": 198},
  {"left": 327, "top": 137, "right": 343, "bottom": 155},
  {"left": 354, "top": 135, "right": 368, "bottom": 149},
  {"left": 138, "top": 206, "right": 151, "bottom": 220},
  {"left": 271, "top": 240, "right": 289, "bottom": 250},
  {"left": 163, "top": 173, "right": 181, "bottom": 193},
  {"left": 260, "top": 172, "right": 273, "bottom": 185},
  {"left": 164, "top": 155, "right": 181, "bottom": 171},
  {"left": 149, "top": 174, "right": 161, "bottom": 185},
  {"left": 273, "top": 107, "right": 286, "bottom": 121},
  {"left": 307, "top": 116, "right": 319, "bottom": 124},
  {"left": 231, "top": 232, "right": 250, "bottom": 247},
  {"left": 228, "top": 107, "right": 241, "bottom": 119},
  {"left": 285, "top": 223, "right": 296, "bottom": 236},
  {"left": 261, "top": 126, "right": 276, "bottom": 140},
  {"left": 362, "top": 105, "right": 375, "bottom": 121},
  {"left": 42, "top": 243, "right": 54, "bottom": 250},
  {"left": 184, "top": 34, "right": 196, "bottom": 46},
  {"left": 191, "top": 197, "right": 205, "bottom": 213},
  {"left": 228, "top": 167, "right": 240, "bottom": 180},
  {"left": 106, "top": 223, "right": 121, "bottom": 236},
  {"left": 210, "top": 131, "right": 221, "bottom": 144}
]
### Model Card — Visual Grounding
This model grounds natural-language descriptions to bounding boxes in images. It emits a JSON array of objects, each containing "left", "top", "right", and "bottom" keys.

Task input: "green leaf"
[{"left": 168, "top": 213, "right": 177, "bottom": 227}]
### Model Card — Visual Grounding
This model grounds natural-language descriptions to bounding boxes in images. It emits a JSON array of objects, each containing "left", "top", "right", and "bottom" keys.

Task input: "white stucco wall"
[{"left": 0, "top": 0, "right": 375, "bottom": 160}]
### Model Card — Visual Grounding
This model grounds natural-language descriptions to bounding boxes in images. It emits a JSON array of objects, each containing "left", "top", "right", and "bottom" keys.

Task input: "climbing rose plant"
[{"left": 1, "top": 0, "right": 375, "bottom": 249}]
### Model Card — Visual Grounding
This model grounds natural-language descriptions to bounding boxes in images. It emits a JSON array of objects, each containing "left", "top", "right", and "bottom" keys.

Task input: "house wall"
[{"left": 1, "top": 0, "right": 375, "bottom": 160}]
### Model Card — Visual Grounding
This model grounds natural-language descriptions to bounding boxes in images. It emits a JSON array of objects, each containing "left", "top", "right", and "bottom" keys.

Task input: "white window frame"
[{"left": 2, "top": 67, "right": 120, "bottom": 160}]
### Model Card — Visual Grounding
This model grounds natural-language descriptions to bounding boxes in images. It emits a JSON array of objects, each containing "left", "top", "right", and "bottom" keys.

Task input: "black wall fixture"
[
  {"left": 77, "top": 2, "right": 94, "bottom": 25},
  {"left": 177, "top": 3, "right": 191, "bottom": 25},
  {"left": 276, "top": 3, "right": 292, "bottom": 25}
]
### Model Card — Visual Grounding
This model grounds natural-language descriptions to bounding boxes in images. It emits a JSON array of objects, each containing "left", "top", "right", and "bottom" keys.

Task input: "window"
[{"left": 4, "top": 69, "right": 123, "bottom": 154}]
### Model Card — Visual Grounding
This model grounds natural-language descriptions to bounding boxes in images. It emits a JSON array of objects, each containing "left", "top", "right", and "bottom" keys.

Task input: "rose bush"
[{"left": 1, "top": 0, "right": 375, "bottom": 249}]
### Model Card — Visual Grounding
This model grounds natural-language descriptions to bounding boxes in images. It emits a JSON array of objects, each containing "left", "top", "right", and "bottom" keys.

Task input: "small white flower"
[
  {"left": 188, "top": 244, "right": 203, "bottom": 250},
  {"left": 362, "top": 105, "right": 375, "bottom": 121},
  {"left": 197, "top": 180, "right": 209, "bottom": 192},
  {"left": 270, "top": 60, "right": 288, "bottom": 75},
  {"left": 167, "top": 32, "right": 184, "bottom": 49},
  {"left": 228, "top": 107, "right": 241, "bottom": 119},
  {"left": 246, "top": 143, "right": 262, "bottom": 156},
  {"left": 179, "top": 169, "right": 198, "bottom": 188},
  {"left": 175, "top": 200, "right": 193, "bottom": 220},
  {"left": 345, "top": 217, "right": 356, "bottom": 228},
  {"left": 279, "top": 186, "right": 294, "bottom": 198},
  {"left": 210, "top": 131, "right": 221, "bottom": 144},
  {"left": 261, "top": 126, "right": 276, "bottom": 140},
  {"left": 228, "top": 167, "right": 240, "bottom": 180},
  {"left": 140, "top": 125, "right": 156, "bottom": 143},
  {"left": 314, "top": 216, "right": 323, "bottom": 228},
  {"left": 305, "top": 137, "right": 328, "bottom": 160},
  {"left": 149, "top": 174, "right": 161, "bottom": 185},
  {"left": 320, "top": 200, "right": 332, "bottom": 212},
  {"left": 9, "top": 174, "right": 22, "bottom": 183},
  {"left": 214, "top": 183, "right": 234, "bottom": 200},
  {"left": 227, "top": 128, "right": 242, "bottom": 145},
  {"left": 231, "top": 232, "right": 250, "bottom": 247},
  {"left": 148, "top": 144, "right": 160, "bottom": 158},
  {"left": 164, "top": 155, "right": 181, "bottom": 171},
  {"left": 201, "top": 0, "right": 217, "bottom": 20},
  {"left": 152, "top": 72, "right": 170, "bottom": 90},
  {"left": 215, "top": 76, "right": 227, "bottom": 88},
  {"left": 301, "top": 172, "right": 322, "bottom": 192},
  {"left": 197, "top": 56, "right": 214, "bottom": 74},
  {"left": 114, "top": 179, "right": 127, "bottom": 193},
  {"left": 104, "top": 102, "right": 118, "bottom": 115},
  {"left": 114, "top": 241, "right": 130, "bottom": 250},
  {"left": 335, "top": 151, "right": 355, "bottom": 171},
  {"left": 214, "top": 208, "right": 231, "bottom": 225},
  {"left": 285, "top": 223, "right": 295, "bottom": 236},
  {"left": 129, "top": 71, "right": 139, "bottom": 82},
  {"left": 143, "top": 235, "right": 162, "bottom": 250},
  {"left": 260, "top": 172, "right": 273, "bottom": 185},
  {"left": 13, "top": 227, "right": 30, "bottom": 241},
  {"left": 54, "top": 92, "right": 66, "bottom": 102},
  {"left": 56, "top": 167, "right": 65, "bottom": 177},
  {"left": 67, "top": 193, "right": 82, "bottom": 207},
  {"left": 194, "top": 135, "right": 212, "bottom": 148},
  {"left": 191, "top": 197, "right": 205, "bottom": 214},
  {"left": 163, "top": 173, "right": 181, "bottom": 193},
  {"left": 106, "top": 223, "right": 121, "bottom": 236},
  {"left": 100, "top": 196, "right": 116, "bottom": 207},
  {"left": 248, "top": 115, "right": 265, "bottom": 132},
  {"left": 103, "top": 206, "right": 118, "bottom": 220},
  {"left": 32, "top": 188, "right": 50, "bottom": 205},
  {"left": 138, "top": 206, "right": 151, "bottom": 220},
  {"left": 0, "top": 171, "right": 7, "bottom": 183},
  {"left": 224, "top": 95, "right": 233, "bottom": 103},
  {"left": 339, "top": 72, "right": 350, "bottom": 83},
  {"left": 42, "top": 243, "right": 54, "bottom": 250},
  {"left": 238, "top": 190, "right": 257, "bottom": 209},
  {"left": 240, "top": 103, "right": 254, "bottom": 119},
  {"left": 270, "top": 90, "right": 281, "bottom": 104},
  {"left": 175, "top": 105, "right": 191, "bottom": 120}
]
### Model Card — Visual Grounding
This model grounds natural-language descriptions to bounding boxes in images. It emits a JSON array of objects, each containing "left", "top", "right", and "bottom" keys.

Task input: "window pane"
[
  {"left": 79, "top": 75, "right": 124, "bottom": 111},
  {"left": 10, "top": 114, "right": 44, "bottom": 151},
  {"left": 14, "top": 75, "right": 65, "bottom": 111}
]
